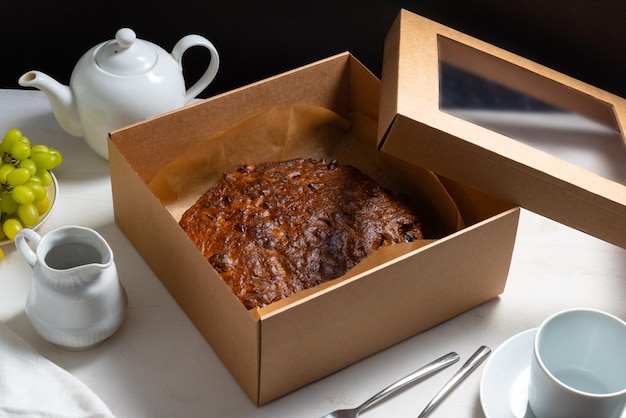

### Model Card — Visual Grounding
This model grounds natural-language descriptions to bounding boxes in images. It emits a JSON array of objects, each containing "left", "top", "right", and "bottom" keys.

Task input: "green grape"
[
  {"left": 31, "top": 151, "right": 57, "bottom": 170},
  {"left": 27, "top": 175, "right": 41, "bottom": 184},
  {"left": 19, "top": 159, "right": 37, "bottom": 176},
  {"left": 49, "top": 147, "right": 63, "bottom": 166},
  {"left": 0, "top": 247, "right": 4, "bottom": 260},
  {"left": 30, "top": 144, "right": 49, "bottom": 154},
  {"left": 11, "top": 185, "right": 35, "bottom": 204},
  {"left": 11, "top": 141, "right": 31, "bottom": 160},
  {"left": 1, "top": 128, "right": 23, "bottom": 153},
  {"left": 36, "top": 169, "right": 52, "bottom": 187},
  {"left": 0, "top": 191, "right": 17, "bottom": 215},
  {"left": 0, "top": 163, "right": 14, "bottom": 183},
  {"left": 34, "top": 196, "right": 51, "bottom": 215},
  {"left": 25, "top": 181, "right": 46, "bottom": 202},
  {"left": 6, "top": 167, "right": 30, "bottom": 186},
  {"left": 17, "top": 203, "right": 39, "bottom": 226},
  {"left": 2, "top": 218, "right": 22, "bottom": 240}
]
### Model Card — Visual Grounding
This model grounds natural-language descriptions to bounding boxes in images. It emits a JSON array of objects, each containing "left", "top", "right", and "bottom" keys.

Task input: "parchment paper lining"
[
  {"left": 149, "top": 105, "right": 463, "bottom": 238},
  {"left": 148, "top": 105, "right": 465, "bottom": 311}
]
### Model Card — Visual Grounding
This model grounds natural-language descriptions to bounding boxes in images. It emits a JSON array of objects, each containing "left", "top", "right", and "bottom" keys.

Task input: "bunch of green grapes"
[{"left": 0, "top": 127, "right": 62, "bottom": 243}]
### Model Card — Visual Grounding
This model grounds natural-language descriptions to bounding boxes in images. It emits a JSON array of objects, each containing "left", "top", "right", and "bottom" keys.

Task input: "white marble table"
[{"left": 0, "top": 89, "right": 624, "bottom": 418}]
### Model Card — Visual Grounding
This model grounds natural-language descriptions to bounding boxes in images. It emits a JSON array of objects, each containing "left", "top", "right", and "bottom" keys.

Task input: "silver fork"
[{"left": 320, "top": 352, "right": 460, "bottom": 418}]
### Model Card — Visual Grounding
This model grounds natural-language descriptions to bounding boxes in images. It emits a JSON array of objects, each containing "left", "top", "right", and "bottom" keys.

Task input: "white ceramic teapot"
[{"left": 19, "top": 28, "right": 219, "bottom": 160}]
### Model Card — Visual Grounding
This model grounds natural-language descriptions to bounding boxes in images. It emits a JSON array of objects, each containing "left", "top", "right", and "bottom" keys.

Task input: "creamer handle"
[{"left": 15, "top": 229, "right": 42, "bottom": 267}]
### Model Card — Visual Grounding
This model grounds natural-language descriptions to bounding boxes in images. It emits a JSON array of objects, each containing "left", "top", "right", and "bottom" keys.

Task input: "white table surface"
[{"left": 0, "top": 89, "right": 624, "bottom": 418}]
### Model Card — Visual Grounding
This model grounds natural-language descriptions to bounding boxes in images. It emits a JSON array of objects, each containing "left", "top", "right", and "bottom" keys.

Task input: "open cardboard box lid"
[{"left": 378, "top": 9, "right": 626, "bottom": 249}]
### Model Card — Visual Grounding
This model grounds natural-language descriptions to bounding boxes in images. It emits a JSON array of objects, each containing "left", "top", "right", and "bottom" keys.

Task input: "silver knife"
[{"left": 417, "top": 345, "right": 492, "bottom": 418}]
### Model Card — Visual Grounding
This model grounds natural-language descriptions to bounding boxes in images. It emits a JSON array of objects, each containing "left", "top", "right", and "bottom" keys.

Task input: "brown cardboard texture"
[
  {"left": 379, "top": 9, "right": 626, "bottom": 249},
  {"left": 109, "top": 52, "right": 519, "bottom": 405}
]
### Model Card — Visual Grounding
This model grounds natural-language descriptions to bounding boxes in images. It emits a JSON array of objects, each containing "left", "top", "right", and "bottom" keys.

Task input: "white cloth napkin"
[{"left": 0, "top": 321, "right": 114, "bottom": 418}]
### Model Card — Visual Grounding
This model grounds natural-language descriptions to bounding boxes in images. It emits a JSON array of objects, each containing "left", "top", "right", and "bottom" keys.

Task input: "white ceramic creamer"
[{"left": 15, "top": 226, "right": 127, "bottom": 350}]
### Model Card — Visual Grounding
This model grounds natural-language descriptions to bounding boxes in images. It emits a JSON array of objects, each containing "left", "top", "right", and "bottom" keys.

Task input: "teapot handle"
[
  {"left": 172, "top": 35, "right": 220, "bottom": 103},
  {"left": 15, "top": 229, "right": 42, "bottom": 267}
]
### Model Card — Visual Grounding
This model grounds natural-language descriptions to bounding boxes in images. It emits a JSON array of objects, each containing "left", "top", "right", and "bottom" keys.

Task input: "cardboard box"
[
  {"left": 109, "top": 50, "right": 519, "bottom": 405},
  {"left": 378, "top": 10, "right": 626, "bottom": 249}
]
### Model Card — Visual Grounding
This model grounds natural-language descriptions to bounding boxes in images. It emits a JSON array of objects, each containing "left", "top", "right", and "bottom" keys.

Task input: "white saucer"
[
  {"left": 480, "top": 328, "right": 626, "bottom": 418},
  {"left": 480, "top": 328, "right": 537, "bottom": 417}
]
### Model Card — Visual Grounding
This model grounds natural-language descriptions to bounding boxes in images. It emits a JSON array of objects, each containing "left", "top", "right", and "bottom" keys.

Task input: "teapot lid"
[{"left": 95, "top": 28, "right": 157, "bottom": 75}]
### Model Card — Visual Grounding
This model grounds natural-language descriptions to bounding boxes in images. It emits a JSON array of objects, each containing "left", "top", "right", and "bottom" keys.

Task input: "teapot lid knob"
[
  {"left": 95, "top": 28, "right": 157, "bottom": 76},
  {"left": 115, "top": 28, "right": 136, "bottom": 48}
]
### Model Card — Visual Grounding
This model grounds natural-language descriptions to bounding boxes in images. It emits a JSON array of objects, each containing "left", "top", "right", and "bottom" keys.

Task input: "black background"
[{"left": 1, "top": 0, "right": 624, "bottom": 99}]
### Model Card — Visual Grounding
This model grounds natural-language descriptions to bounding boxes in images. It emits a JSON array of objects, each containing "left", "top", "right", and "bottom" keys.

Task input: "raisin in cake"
[{"left": 179, "top": 158, "right": 422, "bottom": 309}]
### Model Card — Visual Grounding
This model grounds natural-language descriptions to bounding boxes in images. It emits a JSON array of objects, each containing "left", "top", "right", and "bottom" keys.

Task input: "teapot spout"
[{"left": 19, "top": 71, "right": 83, "bottom": 137}]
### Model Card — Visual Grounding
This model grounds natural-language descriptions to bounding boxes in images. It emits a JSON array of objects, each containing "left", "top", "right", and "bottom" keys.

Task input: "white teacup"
[{"left": 528, "top": 309, "right": 626, "bottom": 418}]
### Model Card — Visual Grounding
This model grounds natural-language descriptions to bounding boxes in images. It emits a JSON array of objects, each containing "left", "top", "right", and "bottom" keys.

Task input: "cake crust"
[{"left": 179, "top": 158, "right": 422, "bottom": 309}]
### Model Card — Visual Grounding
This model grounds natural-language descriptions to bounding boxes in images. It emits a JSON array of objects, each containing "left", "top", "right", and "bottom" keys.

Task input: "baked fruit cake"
[{"left": 179, "top": 158, "right": 423, "bottom": 309}]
